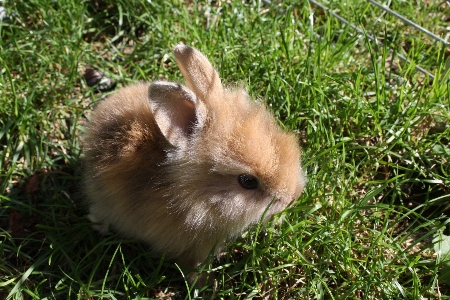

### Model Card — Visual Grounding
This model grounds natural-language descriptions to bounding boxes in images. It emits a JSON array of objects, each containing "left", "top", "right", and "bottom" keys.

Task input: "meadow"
[{"left": 1, "top": 0, "right": 449, "bottom": 298}]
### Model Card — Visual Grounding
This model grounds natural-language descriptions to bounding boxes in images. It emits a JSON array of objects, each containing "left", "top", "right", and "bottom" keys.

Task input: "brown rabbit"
[{"left": 83, "top": 44, "right": 305, "bottom": 272}]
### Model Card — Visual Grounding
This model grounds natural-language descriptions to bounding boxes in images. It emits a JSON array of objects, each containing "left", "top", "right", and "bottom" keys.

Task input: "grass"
[{"left": 0, "top": 0, "right": 449, "bottom": 298}]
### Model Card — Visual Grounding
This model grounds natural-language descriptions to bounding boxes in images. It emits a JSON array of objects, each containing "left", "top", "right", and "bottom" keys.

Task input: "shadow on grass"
[{"left": 1, "top": 162, "right": 193, "bottom": 298}]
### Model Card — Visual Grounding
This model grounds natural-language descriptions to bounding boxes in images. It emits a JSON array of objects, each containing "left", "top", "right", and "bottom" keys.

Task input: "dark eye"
[{"left": 238, "top": 174, "right": 259, "bottom": 189}]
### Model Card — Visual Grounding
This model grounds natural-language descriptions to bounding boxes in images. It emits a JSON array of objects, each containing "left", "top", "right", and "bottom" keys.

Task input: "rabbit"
[{"left": 82, "top": 44, "right": 305, "bottom": 273}]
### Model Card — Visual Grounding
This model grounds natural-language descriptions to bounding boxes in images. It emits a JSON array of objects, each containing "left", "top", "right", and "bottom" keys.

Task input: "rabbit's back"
[
  {"left": 83, "top": 83, "right": 173, "bottom": 235},
  {"left": 83, "top": 83, "right": 170, "bottom": 166}
]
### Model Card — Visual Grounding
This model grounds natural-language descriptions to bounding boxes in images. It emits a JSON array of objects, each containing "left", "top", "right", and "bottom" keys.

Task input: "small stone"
[{"left": 84, "top": 68, "right": 117, "bottom": 92}]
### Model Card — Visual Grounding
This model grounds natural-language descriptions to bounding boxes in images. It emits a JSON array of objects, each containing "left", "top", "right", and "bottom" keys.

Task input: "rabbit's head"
[{"left": 148, "top": 45, "right": 305, "bottom": 240}]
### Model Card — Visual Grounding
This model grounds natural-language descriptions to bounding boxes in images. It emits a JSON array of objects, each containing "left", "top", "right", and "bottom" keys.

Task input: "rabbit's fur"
[{"left": 83, "top": 45, "right": 305, "bottom": 269}]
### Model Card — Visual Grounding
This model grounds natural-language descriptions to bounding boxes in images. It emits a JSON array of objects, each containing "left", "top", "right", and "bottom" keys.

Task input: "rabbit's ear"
[
  {"left": 174, "top": 44, "right": 224, "bottom": 104},
  {"left": 148, "top": 82, "right": 198, "bottom": 148}
]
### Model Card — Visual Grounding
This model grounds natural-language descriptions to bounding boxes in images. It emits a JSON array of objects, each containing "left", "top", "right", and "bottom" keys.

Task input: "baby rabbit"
[{"left": 83, "top": 44, "right": 305, "bottom": 271}]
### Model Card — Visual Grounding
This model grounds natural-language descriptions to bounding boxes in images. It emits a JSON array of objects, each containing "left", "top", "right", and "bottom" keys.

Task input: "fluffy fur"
[{"left": 83, "top": 44, "right": 305, "bottom": 269}]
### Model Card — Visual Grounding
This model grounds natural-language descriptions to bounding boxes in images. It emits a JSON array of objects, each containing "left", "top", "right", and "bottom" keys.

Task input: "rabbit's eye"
[{"left": 238, "top": 174, "right": 259, "bottom": 189}]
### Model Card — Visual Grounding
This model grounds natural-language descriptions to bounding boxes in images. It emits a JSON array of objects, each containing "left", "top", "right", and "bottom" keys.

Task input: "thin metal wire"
[
  {"left": 309, "top": 0, "right": 436, "bottom": 79},
  {"left": 368, "top": 0, "right": 450, "bottom": 47}
]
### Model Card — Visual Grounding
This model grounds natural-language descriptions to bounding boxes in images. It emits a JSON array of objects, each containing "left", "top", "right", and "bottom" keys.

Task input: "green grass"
[{"left": 1, "top": 0, "right": 449, "bottom": 298}]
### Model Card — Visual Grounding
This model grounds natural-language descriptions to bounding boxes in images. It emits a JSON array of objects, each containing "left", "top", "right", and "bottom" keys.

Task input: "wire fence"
[{"left": 308, "top": 0, "right": 450, "bottom": 81}]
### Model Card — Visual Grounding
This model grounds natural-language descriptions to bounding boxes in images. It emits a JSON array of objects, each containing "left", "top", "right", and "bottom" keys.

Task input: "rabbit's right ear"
[
  {"left": 148, "top": 82, "right": 203, "bottom": 149},
  {"left": 174, "top": 44, "right": 224, "bottom": 105}
]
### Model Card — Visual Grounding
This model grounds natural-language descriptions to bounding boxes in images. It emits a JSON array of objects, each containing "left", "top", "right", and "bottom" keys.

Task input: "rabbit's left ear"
[
  {"left": 148, "top": 82, "right": 198, "bottom": 148},
  {"left": 174, "top": 44, "right": 224, "bottom": 105}
]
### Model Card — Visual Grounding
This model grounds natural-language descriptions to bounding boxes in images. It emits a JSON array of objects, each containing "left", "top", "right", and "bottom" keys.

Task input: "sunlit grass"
[{"left": 1, "top": 0, "right": 449, "bottom": 298}]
